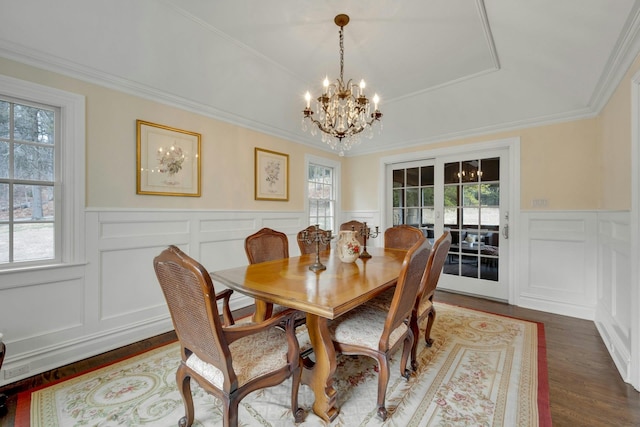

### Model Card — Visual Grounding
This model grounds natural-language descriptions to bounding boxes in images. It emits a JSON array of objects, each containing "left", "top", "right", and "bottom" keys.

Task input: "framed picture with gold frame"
[
  {"left": 254, "top": 147, "right": 289, "bottom": 201},
  {"left": 136, "top": 120, "right": 201, "bottom": 197}
]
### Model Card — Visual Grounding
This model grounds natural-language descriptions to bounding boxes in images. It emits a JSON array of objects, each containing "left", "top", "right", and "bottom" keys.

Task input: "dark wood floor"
[{"left": 1, "top": 291, "right": 639, "bottom": 426}]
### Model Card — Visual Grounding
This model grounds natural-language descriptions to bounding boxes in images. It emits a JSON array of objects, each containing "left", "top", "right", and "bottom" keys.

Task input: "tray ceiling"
[{"left": 0, "top": 0, "right": 639, "bottom": 155}]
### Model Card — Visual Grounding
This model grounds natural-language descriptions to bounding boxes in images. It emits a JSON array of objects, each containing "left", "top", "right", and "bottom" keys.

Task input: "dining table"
[{"left": 210, "top": 246, "right": 408, "bottom": 422}]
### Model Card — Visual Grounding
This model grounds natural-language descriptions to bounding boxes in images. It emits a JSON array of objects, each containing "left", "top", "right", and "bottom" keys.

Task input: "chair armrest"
[
  {"left": 222, "top": 308, "right": 296, "bottom": 344},
  {"left": 214, "top": 288, "right": 235, "bottom": 326}
]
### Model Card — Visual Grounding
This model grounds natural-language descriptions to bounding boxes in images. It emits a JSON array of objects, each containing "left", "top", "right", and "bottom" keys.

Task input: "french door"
[{"left": 388, "top": 148, "right": 509, "bottom": 300}]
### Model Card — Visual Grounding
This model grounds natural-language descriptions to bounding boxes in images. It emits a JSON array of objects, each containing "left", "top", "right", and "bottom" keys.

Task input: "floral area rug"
[{"left": 20, "top": 303, "right": 550, "bottom": 426}]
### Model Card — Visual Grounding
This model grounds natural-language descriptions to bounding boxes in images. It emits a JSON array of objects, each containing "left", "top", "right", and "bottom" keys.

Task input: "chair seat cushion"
[
  {"left": 328, "top": 304, "right": 408, "bottom": 350},
  {"left": 364, "top": 287, "right": 395, "bottom": 312},
  {"left": 417, "top": 298, "right": 433, "bottom": 317},
  {"left": 186, "top": 326, "right": 290, "bottom": 389}
]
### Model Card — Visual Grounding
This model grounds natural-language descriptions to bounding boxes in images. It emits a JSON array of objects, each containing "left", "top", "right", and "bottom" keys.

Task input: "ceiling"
[{"left": 1, "top": 0, "right": 640, "bottom": 156}]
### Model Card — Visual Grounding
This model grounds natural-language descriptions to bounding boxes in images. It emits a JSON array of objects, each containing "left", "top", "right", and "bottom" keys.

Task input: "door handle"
[{"left": 502, "top": 224, "right": 509, "bottom": 239}]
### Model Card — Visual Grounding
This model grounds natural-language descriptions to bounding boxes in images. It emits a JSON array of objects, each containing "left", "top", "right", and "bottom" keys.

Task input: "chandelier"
[{"left": 302, "top": 14, "right": 383, "bottom": 156}]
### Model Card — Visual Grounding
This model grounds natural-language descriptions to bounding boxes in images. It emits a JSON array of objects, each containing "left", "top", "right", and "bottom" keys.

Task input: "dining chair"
[
  {"left": 297, "top": 225, "right": 331, "bottom": 255},
  {"left": 244, "top": 227, "right": 294, "bottom": 321},
  {"left": 384, "top": 224, "right": 424, "bottom": 250},
  {"left": 340, "top": 220, "right": 365, "bottom": 245},
  {"left": 327, "top": 236, "right": 431, "bottom": 421},
  {"left": 365, "top": 224, "right": 430, "bottom": 311},
  {"left": 153, "top": 245, "right": 304, "bottom": 427},
  {"left": 409, "top": 230, "right": 451, "bottom": 369}
]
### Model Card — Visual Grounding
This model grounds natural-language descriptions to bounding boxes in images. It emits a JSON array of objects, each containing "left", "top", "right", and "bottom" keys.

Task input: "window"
[
  {"left": 0, "top": 75, "right": 85, "bottom": 270},
  {"left": 306, "top": 155, "right": 340, "bottom": 233},
  {"left": 0, "top": 97, "right": 58, "bottom": 264}
]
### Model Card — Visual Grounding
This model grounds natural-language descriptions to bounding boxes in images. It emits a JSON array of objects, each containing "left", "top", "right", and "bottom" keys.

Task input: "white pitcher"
[{"left": 336, "top": 230, "right": 361, "bottom": 263}]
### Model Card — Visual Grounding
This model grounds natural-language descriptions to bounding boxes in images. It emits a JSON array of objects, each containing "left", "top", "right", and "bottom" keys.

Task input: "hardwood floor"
[{"left": 1, "top": 293, "right": 639, "bottom": 426}]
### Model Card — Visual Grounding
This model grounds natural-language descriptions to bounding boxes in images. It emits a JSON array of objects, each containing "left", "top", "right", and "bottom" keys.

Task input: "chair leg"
[
  {"left": 176, "top": 366, "right": 194, "bottom": 427},
  {"left": 225, "top": 399, "right": 239, "bottom": 427},
  {"left": 376, "top": 355, "right": 390, "bottom": 421},
  {"left": 400, "top": 333, "right": 413, "bottom": 380},
  {"left": 291, "top": 363, "right": 305, "bottom": 423},
  {"left": 409, "top": 314, "right": 420, "bottom": 372},
  {"left": 424, "top": 306, "right": 436, "bottom": 347}
]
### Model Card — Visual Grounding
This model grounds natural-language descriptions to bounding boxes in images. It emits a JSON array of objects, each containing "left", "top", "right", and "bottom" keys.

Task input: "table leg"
[
  {"left": 303, "top": 314, "right": 338, "bottom": 422},
  {"left": 251, "top": 299, "right": 273, "bottom": 322}
]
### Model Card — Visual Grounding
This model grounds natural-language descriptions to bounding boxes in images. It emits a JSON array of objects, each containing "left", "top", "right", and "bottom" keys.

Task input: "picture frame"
[
  {"left": 254, "top": 147, "right": 289, "bottom": 201},
  {"left": 136, "top": 120, "right": 201, "bottom": 197}
]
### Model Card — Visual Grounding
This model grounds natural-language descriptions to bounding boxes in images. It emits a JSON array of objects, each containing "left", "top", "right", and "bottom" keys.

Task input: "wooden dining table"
[{"left": 210, "top": 246, "right": 408, "bottom": 422}]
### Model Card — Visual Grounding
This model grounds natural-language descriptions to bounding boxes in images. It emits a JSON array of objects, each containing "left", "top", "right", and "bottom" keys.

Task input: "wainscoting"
[
  {"left": 518, "top": 210, "right": 632, "bottom": 385},
  {"left": 518, "top": 211, "right": 599, "bottom": 319},
  {"left": 0, "top": 208, "right": 633, "bottom": 389},
  {"left": 595, "top": 211, "right": 632, "bottom": 383}
]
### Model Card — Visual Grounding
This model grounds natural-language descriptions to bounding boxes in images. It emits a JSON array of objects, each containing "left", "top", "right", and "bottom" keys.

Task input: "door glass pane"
[
  {"left": 481, "top": 157, "right": 500, "bottom": 181},
  {"left": 480, "top": 184, "right": 500, "bottom": 206},
  {"left": 406, "top": 208, "right": 420, "bottom": 227},
  {"left": 444, "top": 207, "right": 459, "bottom": 227},
  {"left": 480, "top": 207, "right": 500, "bottom": 228},
  {"left": 444, "top": 162, "right": 459, "bottom": 184},
  {"left": 406, "top": 188, "right": 419, "bottom": 207},
  {"left": 422, "top": 187, "right": 434, "bottom": 206},
  {"left": 393, "top": 208, "right": 403, "bottom": 225},
  {"left": 421, "top": 166, "right": 434, "bottom": 185},
  {"left": 462, "top": 160, "right": 480, "bottom": 182},
  {"left": 393, "top": 169, "right": 404, "bottom": 187},
  {"left": 462, "top": 207, "right": 479, "bottom": 226},
  {"left": 444, "top": 185, "right": 458, "bottom": 207},
  {"left": 422, "top": 207, "right": 435, "bottom": 227},
  {"left": 462, "top": 184, "right": 479, "bottom": 206},
  {"left": 461, "top": 255, "right": 478, "bottom": 277},
  {"left": 407, "top": 167, "right": 419, "bottom": 186},
  {"left": 393, "top": 189, "right": 404, "bottom": 207}
]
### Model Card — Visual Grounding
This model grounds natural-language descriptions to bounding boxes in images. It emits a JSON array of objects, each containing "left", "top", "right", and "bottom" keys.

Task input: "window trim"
[
  {"left": 304, "top": 154, "right": 340, "bottom": 233},
  {"left": 0, "top": 74, "right": 86, "bottom": 269}
]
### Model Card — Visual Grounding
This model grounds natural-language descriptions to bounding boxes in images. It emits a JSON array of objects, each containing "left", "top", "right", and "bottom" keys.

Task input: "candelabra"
[
  {"left": 298, "top": 224, "right": 333, "bottom": 272},
  {"left": 353, "top": 222, "right": 379, "bottom": 259}
]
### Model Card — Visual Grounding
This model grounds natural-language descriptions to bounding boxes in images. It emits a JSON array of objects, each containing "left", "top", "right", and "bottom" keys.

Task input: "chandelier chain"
[{"left": 339, "top": 26, "right": 344, "bottom": 84}]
